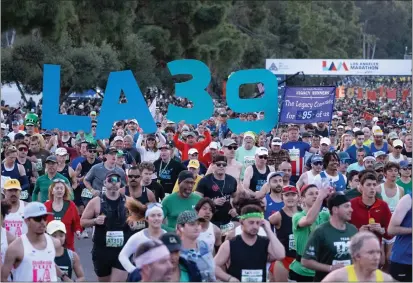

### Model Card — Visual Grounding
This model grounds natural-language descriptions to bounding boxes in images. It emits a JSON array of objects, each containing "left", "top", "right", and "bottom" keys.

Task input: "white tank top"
[
  {"left": 235, "top": 225, "right": 267, "bottom": 236},
  {"left": 1, "top": 227, "right": 12, "bottom": 281},
  {"left": 13, "top": 234, "right": 57, "bottom": 282},
  {"left": 198, "top": 223, "right": 216, "bottom": 252},
  {"left": 380, "top": 184, "right": 401, "bottom": 213},
  {"left": 389, "top": 154, "right": 405, "bottom": 163},
  {"left": 306, "top": 170, "right": 317, "bottom": 185},
  {"left": 4, "top": 200, "right": 28, "bottom": 237}
]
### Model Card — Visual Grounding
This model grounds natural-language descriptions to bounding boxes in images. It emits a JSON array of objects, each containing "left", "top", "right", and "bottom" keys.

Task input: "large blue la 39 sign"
[{"left": 42, "top": 60, "right": 278, "bottom": 139}]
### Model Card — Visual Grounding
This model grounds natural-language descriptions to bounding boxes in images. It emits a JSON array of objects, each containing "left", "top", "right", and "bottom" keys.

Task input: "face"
[
  {"left": 320, "top": 143, "right": 329, "bottom": 154},
  {"left": 186, "top": 135, "right": 196, "bottom": 145},
  {"left": 327, "top": 156, "right": 339, "bottom": 171},
  {"left": 361, "top": 179, "right": 377, "bottom": 199},
  {"left": 80, "top": 143, "right": 88, "bottom": 156},
  {"left": 282, "top": 192, "right": 299, "bottom": 207},
  {"left": 146, "top": 256, "right": 173, "bottom": 282},
  {"left": 356, "top": 151, "right": 366, "bottom": 163},
  {"left": 46, "top": 162, "right": 57, "bottom": 174},
  {"left": 182, "top": 221, "right": 201, "bottom": 239},
  {"left": 127, "top": 169, "right": 141, "bottom": 187},
  {"left": 146, "top": 211, "right": 163, "bottom": 228},
  {"left": 376, "top": 155, "right": 386, "bottom": 163},
  {"left": 336, "top": 202, "right": 353, "bottom": 222},
  {"left": 405, "top": 135, "right": 412, "bottom": 147},
  {"left": 393, "top": 145, "right": 403, "bottom": 155},
  {"left": 56, "top": 154, "right": 67, "bottom": 163},
  {"left": 128, "top": 122, "right": 137, "bottom": 131},
  {"left": 30, "top": 140, "right": 40, "bottom": 152},
  {"left": 105, "top": 152, "right": 116, "bottom": 164},
  {"left": 356, "top": 135, "right": 364, "bottom": 146},
  {"left": 255, "top": 153, "right": 268, "bottom": 167},
  {"left": 198, "top": 203, "right": 213, "bottom": 222},
  {"left": 116, "top": 129, "right": 124, "bottom": 137},
  {"left": 170, "top": 251, "right": 180, "bottom": 267},
  {"left": 160, "top": 148, "right": 170, "bottom": 160},
  {"left": 242, "top": 217, "right": 262, "bottom": 236},
  {"left": 302, "top": 186, "right": 319, "bottom": 208},
  {"left": 312, "top": 161, "right": 324, "bottom": 173},
  {"left": 374, "top": 134, "right": 383, "bottom": 143},
  {"left": 52, "top": 183, "right": 66, "bottom": 198},
  {"left": 244, "top": 136, "right": 254, "bottom": 147},
  {"left": 26, "top": 125, "right": 34, "bottom": 134},
  {"left": 288, "top": 130, "right": 298, "bottom": 141},
  {"left": 269, "top": 176, "right": 283, "bottom": 193},
  {"left": 5, "top": 188, "right": 20, "bottom": 203},
  {"left": 114, "top": 140, "right": 124, "bottom": 150},
  {"left": 187, "top": 166, "right": 199, "bottom": 177},
  {"left": 349, "top": 176, "right": 360, "bottom": 190},
  {"left": 344, "top": 136, "right": 353, "bottom": 146},
  {"left": 6, "top": 151, "right": 17, "bottom": 163},
  {"left": 179, "top": 179, "right": 195, "bottom": 197},
  {"left": 16, "top": 144, "right": 28, "bottom": 157},
  {"left": 141, "top": 168, "right": 153, "bottom": 183},
  {"left": 26, "top": 215, "right": 48, "bottom": 235},
  {"left": 224, "top": 144, "right": 238, "bottom": 158},
  {"left": 312, "top": 136, "right": 320, "bottom": 147},
  {"left": 51, "top": 231, "right": 66, "bottom": 246},
  {"left": 385, "top": 167, "right": 399, "bottom": 182},
  {"left": 105, "top": 175, "right": 121, "bottom": 195},
  {"left": 363, "top": 128, "right": 371, "bottom": 139},
  {"left": 364, "top": 160, "right": 374, "bottom": 170},
  {"left": 189, "top": 152, "right": 199, "bottom": 160},
  {"left": 355, "top": 238, "right": 381, "bottom": 272},
  {"left": 279, "top": 162, "right": 292, "bottom": 182}
]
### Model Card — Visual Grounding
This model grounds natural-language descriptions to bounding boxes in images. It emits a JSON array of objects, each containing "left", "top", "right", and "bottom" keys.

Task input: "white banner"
[
  {"left": 149, "top": 97, "right": 157, "bottom": 118},
  {"left": 266, "top": 59, "right": 412, "bottom": 76}
]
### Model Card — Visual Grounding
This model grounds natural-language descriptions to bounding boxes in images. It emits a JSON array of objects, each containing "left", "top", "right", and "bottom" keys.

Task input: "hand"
[
  {"left": 228, "top": 276, "right": 240, "bottom": 282},
  {"left": 95, "top": 215, "right": 106, "bottom": 225},
  {"left": 75, "top": 231, "right": 81, "bottom": 239},
  {"left": 318, "top": 187, "right": 330, "bottom": 200},
  {"left": 369, "top": 223, "right": 384, "bottom": 234},
  {"left": 62, "top": 275, "right": 73, "bottom": 282},
  {"left": 260, "top": 219, "right": 272, "bottom": 232},
  {"left": 92, "top": 189, "right": 100, "bottom": 197},
  {"left": 214, "top": 197, "right": 226, "bottom": 206},
  {"left": 359, "top": 225, "right": 370, "bottom": 232},
  {"left": 228, "top": 208, "right": 238, "bottom": 218}
]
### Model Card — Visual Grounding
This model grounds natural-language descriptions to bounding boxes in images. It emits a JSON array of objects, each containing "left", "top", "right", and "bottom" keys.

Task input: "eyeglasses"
[
  {"left": 215, "top": 162, "right": 227, "bottom": 167},
  {"left": 31, "top": 215, "right": 48, "bottom": 222},
  {"left": 18, "top": 147, "right": 28, "bottom": 152},
  {"left": 88, "top": 150, "right": 96, "bottom": 153},
  {"left": 375, "top": 169, "right": 384, "bottom": 173},
  {"left": 128, "top": 174, "right": 141, "bottom": 179},
  {"left": 313, "top": 162, "right": 323, "bottom": 166},
  {"left": 227, "top": 145, "right": 238, "bottom": 150},
  {"left": 107, "top": 176, "right": 120, "bottom": 183},
  {"left": 258, "top": 155, "right": 268, "bottom": 160}
]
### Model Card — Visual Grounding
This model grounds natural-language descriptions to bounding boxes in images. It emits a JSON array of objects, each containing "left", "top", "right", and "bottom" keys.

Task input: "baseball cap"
[
  {"left": 24, "top": 202, "right": 52, "bottom": 219},
  {"left": 271, "top": 137, "right": 282, "bottom": 146},
  {"left": 338, "top": 152, "right": 350, "bottom": 161},
  {"left": 282, "top": 186, "right": 298, "bottom": 194},
  {"left": 176, "top": 210, "right": 205, "bottom": 226},
  {"left": 2, "top": 136, "right": 11, "bottom": 142},
  {"left": 327, "top": 193, "right": 350, "bottom": 211},
  {"left": 55, "top": 147, "right": 68, "bottom": 156},
  {"left": 301, "top": 132, "right": 312, "bottom": 138},
  {"left": 113, "top": 136, "right": 124, "bottom": 142},
  {"left": 12, "top": 120, "right": 19, "bottom": 125},
  {"left": 90, "top": 111, "right": 97, "bottom": 116},
  {"left": 1, "top": 123, "right": 7, "bottom": 129},
  {"left": 46, "top": 220, "right": 67, "bottom": 235},
  {"left": 178, "top": 170, "right": 194, "bottom": 184},
  {"left": 188, "top": 160, "right": 200, "bottom": 169},
  {"left": 105, "top": 147, "right": 118, "bottom": 154},
  {"left": 128, "top": 119, "right": 138, "bottom": 124},
  {"left": 374, "top": 151, "right": 387, "bottom": 158},
  {"left": 352, "top": 127, "right": 361, "bottom": 133},
  {"left": 182, "top": 125, "right": 190, "bottom": 132},
  {"left": 45, "top": 155, "right": 57, "bottom": 163},
  {"left": 209, "top": 142, "right": 218, "bottom": 150},
  {"left": 244, "top": 132, "right": 255, "bottom": 140},
  {"left": 87, "top": 143, "right": 97, "bottom": 150},
  {"left": 43, "top": 131, "right": 53, "bottom": 136},
  {"left": 393, "top": 139, "right": 403, "bottom": 148},
  {"left": 337, "top": 125, "right": 344, "bottom": 129},
  {"left": 267, "top": 171, "right": 284, "bottom": 183},
  {"left": 320, "top": 137, "right": 331, "bottom": 146},
  {"left": 363, "top": 156, "right": 376, "bottom": 162},
  {"left": 188, "top": 148, "right": 198, "bottom": 155},
  {"left": 255, "top": 147, "right": 269, "bottom": 156},
  {"left": 223, "top": 138, "right": 237, "bottom": 147},
  {"left": 116, "top": 150, "right": 126, "bottom": 157},
  {"left": 185, "top": 131, "right": 196, "bottom": 137},
  {"left": 372, "top": 126, "right": 383, "bottom": 136},
  {"left": 399, "top": 160, "right": 411, "bottom": 169},
  {"left": 106, "top": 170, "right": 121, "bottom": 179},
  {"left": 158, "top": 141, "right": 174, "bottom": 149},
  {"left": 388, "top": 132, "right": 398, "bottom": 140},
  {"left": 332, "top": 115, "right": 338, "bottom": 120},
  {"left": 311, "top": 154, "right": 323, "bottom": 163},
  {"left": 3, "top": 179, "right": 22, "bottom": 190},
  {"left": 374, "top": 162, "right": 385, "bottom": 170},
  {"left": 160, "top": 233, "right": 182, "bottom": 253}
]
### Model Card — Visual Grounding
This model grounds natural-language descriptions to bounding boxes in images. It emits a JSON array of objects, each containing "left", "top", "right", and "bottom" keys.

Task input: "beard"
[{"left": 271, "top": 185, "right": 283, "bottom": 193}]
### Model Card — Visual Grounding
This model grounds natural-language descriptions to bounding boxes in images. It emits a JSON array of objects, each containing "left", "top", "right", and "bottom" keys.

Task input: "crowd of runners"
[{"left": 0, "top": 90, "right": 412, "bottom": 282}]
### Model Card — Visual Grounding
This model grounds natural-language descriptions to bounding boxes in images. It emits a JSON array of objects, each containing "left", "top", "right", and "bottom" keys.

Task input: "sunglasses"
[
  {"left": 394, "top": 146, "right": 403, "bottom": 150},
  {"left": 53, "top": 179, "right": 66, "bottom": 183},
  {"left": 92, "top": 125, "right": 97, "bottom": 128},
  {"left": 191, "top": 153, "right": 199, "bottom": 156},
  {"left": 401, "top": 167, "right": 412, "bottom": 170},
  {"left": 128, "top": 174, "right": 141, "bottom": 179},
  {"left": 227, "top": 145, "right": 238, "bottom": 150},
  {"left": 215, "top": 162, "right": 227, "bottom": 167},
  {"left": 258, "top": 155, "right": 268, "bottom": 160},
  {"left": 31, "top": 215, "right": 48, "bottom": 222},
  {"left": 313, "top": 161, "right": 323, "bottom": 166},
  {"left": 376, "top": 169, "right": 384, "bottom": 173},
  {"left": 88, "top": 150, "right": 97, "bottom": 153},
  {"left": 18, "top": 147, "right": 28, "bottom": 152},
  {"left": 107, "top": 176, "right": 120, "bottom": 183}
]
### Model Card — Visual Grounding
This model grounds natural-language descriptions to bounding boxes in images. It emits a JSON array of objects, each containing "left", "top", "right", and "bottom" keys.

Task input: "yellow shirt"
[
  {"left": 345, "top": 265, "right": 384, "bottom": 282},
  {"left": 351, "top": 139, "right": 373, "bottom": 146},
  {"left": 172, "top": 174, "right": 203, "bottom": 193}
]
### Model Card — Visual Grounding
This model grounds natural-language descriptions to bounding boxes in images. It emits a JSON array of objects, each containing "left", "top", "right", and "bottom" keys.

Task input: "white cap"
[
  {"left": 209, "top": 142, "right": 218, "bottom": 150},
  {"left": 188, "top": 148, "right": 198, "bottom": 155},
  {"left": 255, "top": 147, "right": 269, "bottom": 156},
  {"left": 1, "top": 123, "right": 7, "bottom": 129},
  {"left": 128, "top": 119, "right": 138, "bottom": 124},
  {"left": 114, "top": 136, "right": 124, "bottom": 142},
  {"left": 24, "top": 202, "right": 52, "bottom": 219},
  {"left": 372, "top": 126, "right": 383, "bottom": 136},
  {"left": 337, "top": 125, "right": 344, "bottom": 129},
  {"left": 182, "top": 125, "right": 190, "bottom": 132},
  {"left": 393, "top": 139, "right": 404, "bottom": 148},
  {"left": 332, "top": 115, "right": 338, "bottom": 119},
  {"left": 46, "top": 220, "right": 67, "bottom": 235},
  {"left": 363, "top": 156, "right": 376, "bottom": 163},
  {"left": 372, "top": 117, "right": 379, "bottom": 122},
  {"left": 55, "top": 147, "right": 68, "bottom": 156},
  {"left": 320, "top": 137, "right": 331, "bottom": 146},
  {"left": 244, "top": 132, "right": 255, "bottom": 140},
  {"left": 271, "top": 137, "right": 282, "bottom": 146},
  {"left": 353, "top": 127, "right": 361, "bottom": 132}
]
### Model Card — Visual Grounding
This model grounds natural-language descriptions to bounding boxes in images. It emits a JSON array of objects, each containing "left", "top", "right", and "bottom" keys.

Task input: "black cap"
[
  {"left": 158, "top": 140, "right": 174, "bottom": 149},
  {"left": 2, "top": 136, "right": 11, "bottom": 142},
  {"left": 178, "top": 170, "right": 194, "bottom": 184},
  {"left": 87, "top": 143, "right": 97, "bottom": 150},
  {"left": 302, "top": 132, "right": 312, "bottom": 138},
  {"left": 14, "top": 133, "right": 25, "bottom": 140},
  {"left": 45, "top": 155, "right": 57, "bottom": 163},
  {"left": 327, "top": 193, "right": 350, "bottom": 211},
  {"left": 160, "top": 233, "right": 182, "bottom": 253},
  {"left": 105, "top": 170, "right": 121, "bottom": 179},
  {"left": 105, "top": 147, "right": 117, "bottom": 154}
]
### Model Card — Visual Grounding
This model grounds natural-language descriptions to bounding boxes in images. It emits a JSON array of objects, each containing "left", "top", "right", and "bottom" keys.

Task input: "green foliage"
[{"left": 2, "top": 0, "right": 411, "bottom": 100}]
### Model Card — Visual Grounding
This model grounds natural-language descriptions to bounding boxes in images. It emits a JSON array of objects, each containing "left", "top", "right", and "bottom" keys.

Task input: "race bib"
[
  {"left": 288, "top": 234, "right": 295, "bottom": 251},
  {"left": 220, "top": 222, "right": 235, "bottom": 235},
  {"left": 332, "top": 259, "right": 351, "bottom": 266},
  {"left": 32, "top": 260, "right": 54, "bottom": 282},
  {"left": 81, "top": 188, "right": 93, "bottom": 199},
  {"left": 34, "top": 159, "right": 43, "bottom": 171},
  {"left": 106, "top": 231, "right": 124, "bottom": 247},
  {"left": 20, "top": 190, "right": 29, "bottom": 200},
  {"left": 241, "top": 269, "right": 263, "bottom": 282},
  {"left": 244, "top": 156, "right": 255, "bottom": 167}
]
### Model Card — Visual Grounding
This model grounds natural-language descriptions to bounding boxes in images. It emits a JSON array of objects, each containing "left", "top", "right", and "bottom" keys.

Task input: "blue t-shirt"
[
  {"left": 281, "top": 141, "right": 310, "bottom": 157},
  {"left": 71, "top": 156, "right": 86, "bottom": 170},
  {"left": 345, "top": 144, "right": 371, "bottom": 164}
]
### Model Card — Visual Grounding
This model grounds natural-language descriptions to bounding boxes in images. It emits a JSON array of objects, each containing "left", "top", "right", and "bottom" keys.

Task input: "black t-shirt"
[
  {"left": 154, "top": 158, "right": 186, "bottom": 194},
  {"left": 196, "top": 174, "right": 237, "bottom": 226},
  {"left": 314, "top": 127, "right": 329, "bottom": 138},
  {"left": 145, "top": 181, "right": 165, "bottom": 202},
  {"left": 402, "top": 148, "right": 412, "bottom": 159}
]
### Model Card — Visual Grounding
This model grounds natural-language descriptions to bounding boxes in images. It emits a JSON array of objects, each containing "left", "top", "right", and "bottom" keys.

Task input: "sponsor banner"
[
  {"left": 266, "top": 59, "right": 412, "bottom": 76},
  {"left": 279, "top": 86, "right": 335, "bottom": 124}
]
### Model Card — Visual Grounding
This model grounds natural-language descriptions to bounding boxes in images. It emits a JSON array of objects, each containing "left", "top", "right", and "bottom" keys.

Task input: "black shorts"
[
  {"left": 390, "top": 261, "right": 412, "bottom": 282},
  {"left": 288, "top": 269, "right": 314, "bottom": 282},
  {"left": 92, "top": 246, "right": 125, "bottom": 277}
]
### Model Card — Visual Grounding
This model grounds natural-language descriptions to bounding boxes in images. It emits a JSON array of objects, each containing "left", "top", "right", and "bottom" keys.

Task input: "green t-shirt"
[
  {"left": 396, "top": 178, "right": 412, "bottom": 195},
  {"left": 303, "top": 222, "right": 358, "bottom": 282},
  {"left": 32, "top": 173, "right": 72, "bottom": 203},
  {"left": 179, "top": 265, "right": 190, "bottom": 282},
  {"left": 162, "top": 192, "right": 202, "bottom": 230},
  {"left": 289, "top": 210, "right": 330, "bottom": 277}
]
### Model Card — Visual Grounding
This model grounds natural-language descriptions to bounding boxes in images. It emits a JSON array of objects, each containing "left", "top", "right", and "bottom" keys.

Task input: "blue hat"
[
  {"left": 311, "top": 155, "right": 323, "bottom": 163},
  {"left": 400, "top": 160, "right": 411, "bottom": 169},
  {"left": 338, "top": 152, "right": 350, "bottom": 161}
]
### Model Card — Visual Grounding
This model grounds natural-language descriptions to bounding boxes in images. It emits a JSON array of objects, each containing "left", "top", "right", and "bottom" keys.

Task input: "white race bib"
[
  {"left": 241, "top": 269, "right": 263, "bottom": 282},
  {"left": 332, "top": 259, "right": 351, "bottom": 266},
  {"left": 35, "top": 159, "right": 43, "bottom": 171},
  {"left": 20, "top": 190, "right": 29, "bottom": 200},
  {"left": 288, "top": 234, "right": 295, "bottom": 251},
  {"left": 220, "top": 222, "right": 235, "bottom": 235},
  {"left": 106, "top": 231, "right": 124, "bottom": 247},
  {"left": 81, "top": 188, "right": 93, "bottom": 199}
]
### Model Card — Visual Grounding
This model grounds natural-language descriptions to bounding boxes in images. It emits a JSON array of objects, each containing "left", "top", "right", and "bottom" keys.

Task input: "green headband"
[{"left": 239, "top": 212, "right": 264, "bottom": 220}]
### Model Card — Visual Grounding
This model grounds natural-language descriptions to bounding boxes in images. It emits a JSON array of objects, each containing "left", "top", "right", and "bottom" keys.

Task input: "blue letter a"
[{"left": 96, "top": 71, "right": 156, "bottom": 139}]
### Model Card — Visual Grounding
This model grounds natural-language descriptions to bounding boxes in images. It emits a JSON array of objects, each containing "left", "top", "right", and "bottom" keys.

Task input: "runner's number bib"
[
  {"left": 20, "top": 190, "right": 29, "bottom": 200},
  {"left": 106, "top": 231, "right": 124, "bottom": 247},
  {"left": 220, "top": 222, "right": 235, "bottom": 235},
  {"left": 241, "top": 269, "right": 263, "bottom": 282},
  {"left": 81, "top": 188, "right": 93, "bottom": 199},
  {"left": 332, "top": 259, "right": 351, "bottom": 266},
  {"left": 35, "top": 159, "right": 43, "bottom": 171}
]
